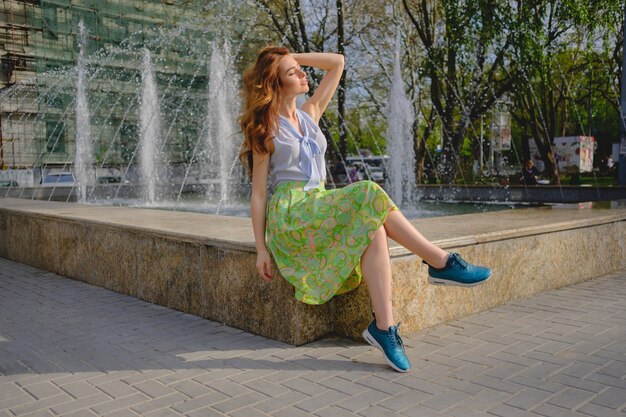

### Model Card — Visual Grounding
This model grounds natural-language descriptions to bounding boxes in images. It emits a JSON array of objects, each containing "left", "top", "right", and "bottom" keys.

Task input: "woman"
[
  {"left": 239, "top": 46, "right": 491, "bottom": 372},
  {"left": 520, "top": 160, "right": 540, "bottom": 185}
]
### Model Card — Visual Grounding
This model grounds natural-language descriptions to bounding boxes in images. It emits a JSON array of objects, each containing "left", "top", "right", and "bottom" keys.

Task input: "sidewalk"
[{"left": 1, "top": 257, "right": 624, "bottom": 417}]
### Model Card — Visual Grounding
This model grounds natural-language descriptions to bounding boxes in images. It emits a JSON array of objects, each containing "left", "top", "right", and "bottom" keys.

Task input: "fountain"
[
  {"left": 203, "top": 41, "right": 243, "bottom": 207},
  {"left": 0, "top": 19, "right": 252, "bottom": 209},
  {"left": 74, "top": 21, "right": 94, "bottom": 204},
  {"left": 0, "top": 11, "right": 623, "bottom": 214},
  {"left": 139, "top": 48, "right": 163, "bottom": 205}
]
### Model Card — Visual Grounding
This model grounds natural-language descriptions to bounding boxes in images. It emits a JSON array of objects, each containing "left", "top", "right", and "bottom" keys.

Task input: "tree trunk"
[
  {"left": 534, "top": 136, "right": 560, "bottom": 184},
  {"left": 413, "top": 118, "right": 425, "bottom": 183},
  {"left": 521, "top": 133, "right": 530, "bottom": 165}
]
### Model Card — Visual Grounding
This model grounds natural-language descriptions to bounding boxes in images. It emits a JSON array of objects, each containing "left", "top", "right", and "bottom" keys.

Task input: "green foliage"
[
  {"left": 325, "top": 106, "right": 388, "bottom": 156},
  {"left": 237, "top": 0, "right": 623, "bottom": 183}
]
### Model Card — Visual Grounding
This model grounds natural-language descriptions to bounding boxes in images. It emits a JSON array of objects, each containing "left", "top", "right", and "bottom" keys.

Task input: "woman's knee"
[{"left": 370, "top": 224, "right": 388, "bottom": 245}]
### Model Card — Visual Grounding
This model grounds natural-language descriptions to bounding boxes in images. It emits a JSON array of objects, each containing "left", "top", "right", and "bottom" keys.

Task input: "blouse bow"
[{"left": 279, "top": 110, "right": 322, "bottom": 191}]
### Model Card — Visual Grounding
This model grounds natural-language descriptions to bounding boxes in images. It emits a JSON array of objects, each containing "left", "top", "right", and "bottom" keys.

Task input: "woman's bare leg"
[
  {"left": 361, "top": 225, "right": 394, "bottom": 330},
  {"left": 384, "top": 210, "right": 448, "bottom": 269}
]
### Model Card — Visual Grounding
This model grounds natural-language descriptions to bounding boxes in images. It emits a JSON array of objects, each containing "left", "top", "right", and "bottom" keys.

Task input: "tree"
[
  {"left": 400, "top": 0, "right": 516, "bottom": 183},
  {"left": 510, "top": 0, "right": 621, "bottom": 183}
]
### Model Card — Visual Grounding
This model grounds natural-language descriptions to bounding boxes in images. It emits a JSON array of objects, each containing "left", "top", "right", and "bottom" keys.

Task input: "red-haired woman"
[{"left": 239, "top": 46, "right": 491, "bottom": 372}]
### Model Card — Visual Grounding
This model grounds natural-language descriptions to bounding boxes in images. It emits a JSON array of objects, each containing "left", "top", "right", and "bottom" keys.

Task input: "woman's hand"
[{"left": 256, "top": 248, "right": 273, "bottom": 281}]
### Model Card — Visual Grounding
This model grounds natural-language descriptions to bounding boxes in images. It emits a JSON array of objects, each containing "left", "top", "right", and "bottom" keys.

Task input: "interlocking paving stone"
[
  {"left": 19, "top": 410, "right": 55, "bottom": 417},
  {"left": 293, "top": 390, "right": 351, "bottom": 413},
  {"left": 60, "top": 409, "right": 99, "bottom": 417},
  {"left": 531, "top": 403, "right": 589, "bottom": 417},
  {"left": 131, "top": 380, "right": 176, "bottom": 399},
  {"left": 487, "top": 403, "right": 541, "bottom": 417},
  {"left": 88, "top": 393, "right": 151, "bottom": 416},
  {"left": 454, "top": 387, "right": 511, "bottom": 411},
  {"left": 98, "top": 408, "right": 141, "bottom": 417},
  {"left": 211, "top": 391, "right": 268, "bottom": 414},
  {"left": 143, "top": 409, "right": 184, "bottom": 417},
  {"left": 0, "top": 383, "right": 28, "bottom": 402},
  {"left": 445, "top": 405, "right": 492, "bottom": 417},
  {"left": 504, "top": 387, "right": 558, "bottom": 411},
  {"left": 376, "top": 388, "right": 431, "bottom": 412},
  {"left": 399, "top": 404, "right": 448, "bottom": 417},
  {"left": 57, "top": 381, "right": 102, "bottom": 399},
  {"left": 419, "top": 389, "right": 471, "bottom": 412},
  {"left": 129, "top": 392, "right": 189, "bottom": 415},
  {"left": 49, "top": 393, "right": 111, "bottom": 415},
  {"left": 1, "top": 257, "right": 625, "bottom": 417},
  {"left": 170, "top": 392, "right": 229, "bottom": 414},
  {"left": 0, "top": 394, "right": 33, "bottom": 412},
  {"left": 334, "top": 389, "right": 391, "bottom": 412},
  {"left": 590, "top": 387, "right": 626, "bottom": 410},
  {"left": 228, "top": 407, "right": 269, "bottom": 417},
  {"left": 507, "top": 374, "right": 566, "bottom": 394},
  {"left": 185, "top": 406, "right": 227, "bottom": 417},
  {"left": 20, "top": 382, "right": 63, "bottom": 400},
  {"left": 577, "top": 403, "right": 626, "bottom": 417},
  {"left": 8, "top": 394, "right": 74, "bottom": 416},
  {"left": 254, "top": 391, "right": 310, "bottom": 413},
  {"left": 546, "top": 387, "right": 597, "bottom": 410}
]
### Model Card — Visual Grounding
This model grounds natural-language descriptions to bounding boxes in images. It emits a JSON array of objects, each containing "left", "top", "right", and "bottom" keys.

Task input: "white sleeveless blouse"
[{"left": 269, "top": 109, "right": 327, "bottom": 190}]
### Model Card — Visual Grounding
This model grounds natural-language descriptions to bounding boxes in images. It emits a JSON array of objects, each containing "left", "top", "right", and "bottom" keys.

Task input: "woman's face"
[{"left": 278, "top": 55, "right": 309, "bottom": 97}]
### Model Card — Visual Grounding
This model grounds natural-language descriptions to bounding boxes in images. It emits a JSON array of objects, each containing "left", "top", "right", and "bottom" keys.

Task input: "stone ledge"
[
  {"left": 0, "top": 198, "right": 256, "bottom": 252},
  {"left": 416, "top": 184, "right": 626, "bottom": 203},
  {"left": 1, "top": 197, "right": 625, "bottom": 345}
]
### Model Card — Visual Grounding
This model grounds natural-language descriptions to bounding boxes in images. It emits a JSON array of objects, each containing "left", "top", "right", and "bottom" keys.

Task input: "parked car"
[
  {"left": 352, "top": 162, "right": 386, "bottom": 182},
  {"left": 97, "top": 176, "right": 123, "bottom": 184},
  {"left": 40, "top": 172, "right": 76, "bottom": 187},
  {"left": 0, "top": 180, "right": 18, "bottom": 187}
]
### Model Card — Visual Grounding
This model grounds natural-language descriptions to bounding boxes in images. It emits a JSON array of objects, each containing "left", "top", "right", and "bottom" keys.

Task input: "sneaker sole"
[
  {"left": 362, "top": 328, "right": 410, "bottom": 373},
  {"left": 427, "top": 272, "right": 492, "bottom": 287}
]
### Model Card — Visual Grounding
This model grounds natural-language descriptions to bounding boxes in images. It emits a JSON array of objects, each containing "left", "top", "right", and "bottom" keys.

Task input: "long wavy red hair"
[{"left": 239, "top": 45, "right": 290, "bottom": 177}]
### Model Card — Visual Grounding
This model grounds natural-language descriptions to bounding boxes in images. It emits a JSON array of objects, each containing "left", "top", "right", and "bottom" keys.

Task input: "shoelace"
[
  {"left": 389, "top": 323, "right": 405, "bottom": 350},
  {"left": 450, "top": 253, "right": 468, "bottom": 270}
]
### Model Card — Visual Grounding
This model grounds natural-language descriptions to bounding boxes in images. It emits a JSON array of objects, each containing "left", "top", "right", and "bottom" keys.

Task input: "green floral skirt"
[{"left": 266, "top": 180, "right": 398, "bottom": 305}]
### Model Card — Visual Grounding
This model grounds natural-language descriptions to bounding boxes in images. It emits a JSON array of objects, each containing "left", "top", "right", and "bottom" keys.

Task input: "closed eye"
[{"left": 289, "top": 66, "right": 303, "bottom": 76}]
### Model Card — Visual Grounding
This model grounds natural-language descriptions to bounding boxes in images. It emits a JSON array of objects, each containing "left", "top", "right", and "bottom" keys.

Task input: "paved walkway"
[{"left": 1, "top": 258, "right": 625, "bottom": 417}]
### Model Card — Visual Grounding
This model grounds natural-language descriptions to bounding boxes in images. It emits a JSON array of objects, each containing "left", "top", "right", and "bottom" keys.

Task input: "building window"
[
  {"left": 42, "top": 6, "right": 58, "bottom": 40},
  {"left": 119, "top": 121, "right": 138, "bottom": 163},
  {"left": 45, "top": 120, "right": 66, "bottom": 154}
]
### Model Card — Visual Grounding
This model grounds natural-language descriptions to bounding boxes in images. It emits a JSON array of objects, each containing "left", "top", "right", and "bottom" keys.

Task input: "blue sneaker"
[
  {"left": 362, "top": 320, "right": 411, "bottom": 372},
  {"left": 425, "top": 253, "right": 492, "bottom": 287}
]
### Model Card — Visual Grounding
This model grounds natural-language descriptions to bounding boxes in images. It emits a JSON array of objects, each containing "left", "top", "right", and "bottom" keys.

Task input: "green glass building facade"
[{"left": 1, "top": 0, "right": 223, "bottom": 181}]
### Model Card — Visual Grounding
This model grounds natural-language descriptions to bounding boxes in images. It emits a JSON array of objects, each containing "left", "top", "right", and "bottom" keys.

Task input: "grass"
[{"left": 577, "top": 176, "right": 619, "bottom": 186}]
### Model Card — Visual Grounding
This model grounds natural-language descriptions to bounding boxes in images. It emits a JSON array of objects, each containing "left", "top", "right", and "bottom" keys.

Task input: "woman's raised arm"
[{"left": 293, "top": 53, "right": 344, "bottom": 123}]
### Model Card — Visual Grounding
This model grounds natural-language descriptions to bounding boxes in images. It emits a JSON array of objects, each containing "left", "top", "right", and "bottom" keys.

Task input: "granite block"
[
  {"left": 136, "top": 236, "right": 203, "bottom": 315},
  {"left": 373, "top": 220, "right": 626, "bottom": 337},
  {"left": 333, "top": 283, "right": 372, "bottom": 341},
  {"left": 30, "top": 217, "right": 58, "bottom": 272},
  {"left": 1, "top": 197, "right": 624, "bottom": 345},
  {"left": 0, "top": 210, "right": 7, "bottom": 258},
  {"left": 199, "top": 248, "right": 333, "bottom": 345},
  {"left": 90, "top": 228, "right": 140, "bottom": 297},
  {"left": 56, "top": 220, "right": 92, "bottom": 283},
  {"left": 6, "top": 214, "right": 34, "bottom": 265}
]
